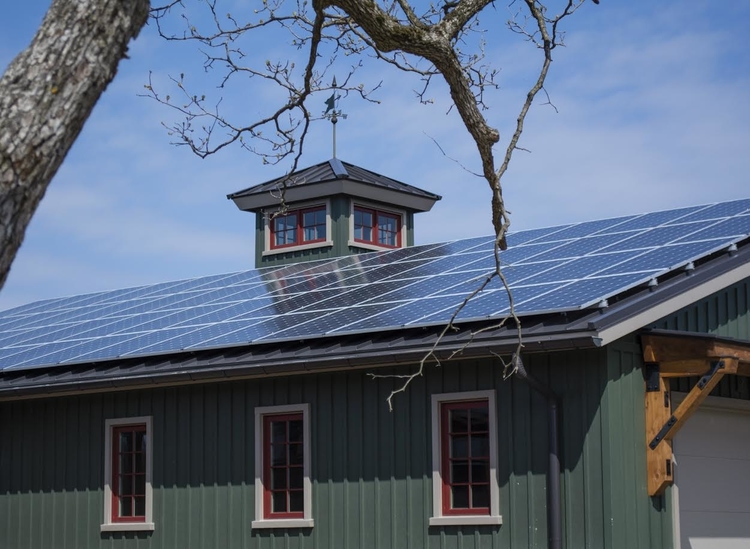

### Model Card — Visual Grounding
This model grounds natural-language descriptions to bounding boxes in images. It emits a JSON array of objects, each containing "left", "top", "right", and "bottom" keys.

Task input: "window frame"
[
  {"left": 263, "top": 200, "right": 333, "bottom": 255},
  {"left": 102, "top": 416, "right": 154, "bottom": 532},
  {"left": 349, "top": 201, "right": 406, "bottom": 251},
  {"left": 252, "top": 404, "right": 314, "bottom": 529},
  {"left": 430, "top": 391, "right": 502, "bottom": 527}
]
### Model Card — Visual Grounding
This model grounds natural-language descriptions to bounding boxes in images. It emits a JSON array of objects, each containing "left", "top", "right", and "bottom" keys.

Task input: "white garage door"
[{"left": 673, "top": 396, "right": 750, "bottom": 549}]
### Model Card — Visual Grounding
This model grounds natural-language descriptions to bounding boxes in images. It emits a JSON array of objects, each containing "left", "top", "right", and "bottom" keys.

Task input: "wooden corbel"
[{"left": 640, "top": 331, "right": 750, "bottom": 496}]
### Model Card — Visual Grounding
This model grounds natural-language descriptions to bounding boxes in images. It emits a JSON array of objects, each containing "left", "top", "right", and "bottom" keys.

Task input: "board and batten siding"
[
  {"left": 0, "top": 349, "right": 668, "bottom": 549},
  {"left": 650, "top": 276, "right": 750, "bottom": 400}
]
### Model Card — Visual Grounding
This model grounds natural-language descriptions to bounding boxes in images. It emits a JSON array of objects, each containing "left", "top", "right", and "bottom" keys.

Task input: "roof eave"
[
  {"left": 230, "top": 180, "right": 440, "bottom": 212},
  {"left": 0, "top": 327, "right": 602, "bottom": 400}
]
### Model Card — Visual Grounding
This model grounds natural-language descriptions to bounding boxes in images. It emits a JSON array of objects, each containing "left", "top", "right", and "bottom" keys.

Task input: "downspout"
[{"left": 513, "top": 355, "right": 563, "bottom": 549}]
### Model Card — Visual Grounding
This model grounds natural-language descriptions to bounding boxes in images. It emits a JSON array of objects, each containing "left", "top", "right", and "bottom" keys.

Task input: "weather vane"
[{"left": 323, "top": 76, "right": 347, "bottom": 158}]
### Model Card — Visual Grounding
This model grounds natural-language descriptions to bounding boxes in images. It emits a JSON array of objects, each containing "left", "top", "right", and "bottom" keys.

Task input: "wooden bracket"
[
  {"left": 641, "top": 331, "right": 748, "bottom": 497},
  {"left": 644, "top": 358, "right": 737, "bottom": 496},
  {"left": 645, "top": 366, "right": 673, "bottom": 496}
]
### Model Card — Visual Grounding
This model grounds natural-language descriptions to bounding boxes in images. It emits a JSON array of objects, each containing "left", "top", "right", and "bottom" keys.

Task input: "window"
[
  {"left": 253, "top": 404, "right": 313, "bottom": 529},
  {"left": 430, "top": 391, "right": 501, "bottom": 526},
  {"left": 102, "top": 416, "right": 154, "bottom": 532},
  {"left": 270, "top": 206, "right": 327, "bottom": 249},
  {"left": 353, "top": 205, "right": 402, "bottom": 249}
]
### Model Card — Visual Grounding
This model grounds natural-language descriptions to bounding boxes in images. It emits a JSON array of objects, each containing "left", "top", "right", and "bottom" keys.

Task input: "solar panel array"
[{"left": 1, "top": 198, "right": 749, "bottom": 373}]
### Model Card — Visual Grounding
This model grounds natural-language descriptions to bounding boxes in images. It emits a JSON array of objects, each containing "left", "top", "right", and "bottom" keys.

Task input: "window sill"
[
  {"left": 429, "top": 515, "right": 502, "bottom": 527},
  {"left": 101, "top": 522, "right": 155, "bottom": 532},
  {"left": 347, "top": 239, "right": 402, "bottom": 252},
  {"left": 262, "top": 241, "right": 333, "bottom": 256},
  {"left": 252, "top": 518, "right": 315, "bottom": 529}
]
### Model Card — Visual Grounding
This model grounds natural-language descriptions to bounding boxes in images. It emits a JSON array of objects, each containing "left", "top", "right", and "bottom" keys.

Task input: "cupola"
[{"left": 228, "top": 158, "right": 441, "bottom": 268}]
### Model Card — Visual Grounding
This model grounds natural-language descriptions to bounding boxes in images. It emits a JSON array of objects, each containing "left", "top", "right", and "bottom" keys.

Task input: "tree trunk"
[{"left": 0, "top": 0, "right": 149, "bottom": 292}]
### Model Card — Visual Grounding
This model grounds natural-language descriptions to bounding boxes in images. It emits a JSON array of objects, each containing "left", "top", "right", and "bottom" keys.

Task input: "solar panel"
[{"left": 1, "top": 198, "right": 749, "bottom": 372}]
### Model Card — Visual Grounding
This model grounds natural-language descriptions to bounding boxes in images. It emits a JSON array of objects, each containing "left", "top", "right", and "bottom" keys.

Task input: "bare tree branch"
[{"left": 148, "top": 0, "right": 600, "bottom": 407}]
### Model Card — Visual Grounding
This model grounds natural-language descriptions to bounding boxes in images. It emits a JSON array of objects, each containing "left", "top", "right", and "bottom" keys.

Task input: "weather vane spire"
[{"left": 323, "top": 76, "right": 346, "bottom": 158}]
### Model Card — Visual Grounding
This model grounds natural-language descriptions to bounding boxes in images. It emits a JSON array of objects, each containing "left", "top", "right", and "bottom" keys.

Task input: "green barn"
[{"left": 1, "top": 160, "right": 749, "bottom": 549}]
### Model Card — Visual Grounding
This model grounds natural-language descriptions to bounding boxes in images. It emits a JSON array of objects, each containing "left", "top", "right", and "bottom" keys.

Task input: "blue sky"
[{"left": 1, "top": 0, "right": 749, "bottom": 311}]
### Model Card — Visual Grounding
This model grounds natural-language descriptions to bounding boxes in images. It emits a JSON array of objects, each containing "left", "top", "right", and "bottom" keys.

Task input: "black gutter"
[
  {"left": 513, "top": 355, "right": 563, "bottom": 549},
  {"left": 0, "top": 330, "right": 602, "bottom": 399}
]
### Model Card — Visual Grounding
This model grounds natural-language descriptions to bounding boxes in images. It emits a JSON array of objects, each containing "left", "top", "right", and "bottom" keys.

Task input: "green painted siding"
[
  {"left": 254, "top": 196, "right": 417, "bottom": 268},
  {"left": 650, "top": 275, "right": 750, "bottom": 399},
  {"left": 0, "top": 350, "right": 669, "bottom": 548}
]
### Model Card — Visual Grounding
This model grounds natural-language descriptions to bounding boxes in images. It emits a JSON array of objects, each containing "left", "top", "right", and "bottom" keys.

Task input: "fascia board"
[
  {"left": 230, "top": 180, "right": 438, "bottom": 212},
  {"left": 596, "top": 259, "right": 750, "bottom": 346}
]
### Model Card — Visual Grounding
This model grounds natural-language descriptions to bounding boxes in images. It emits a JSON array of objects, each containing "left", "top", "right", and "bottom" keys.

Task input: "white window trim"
[
  {"left": 262, "top": 199, "right": 333, "bottom": 256},
  {"left": 102, "top": 416, "right": 155, "bottom": 532},
  {"left": 348, "top": 200, "right": 407, "bottom": 251},
  {"left": 429, "top": 390, "right": 502, "bottom": 527},
  {"left": 252, "top": 403, "right": 314, "bottom": 529}
]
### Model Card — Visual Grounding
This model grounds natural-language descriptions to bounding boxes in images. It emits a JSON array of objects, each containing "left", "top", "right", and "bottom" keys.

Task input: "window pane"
[
  {"left": 135, "top": 431, "right": 146, "bottom": 452},
  {"left": 274, "top": 215, "right": 298, "bottom": 246},
  {"left": 271, "top": 443, "right": 287, "bottom": 466},
  {"left": 135, "top": 474, "right": 146, "bottom": 497},
  {"left": 378, "top": 215, "right": 397, "bottom": 232},
  {"left": 119, "top": 432, "right": 132, "bottom": 453},
  {"left": 288, "top": 420, "right": 303, "bottom": 442},
  {"left": 119, "top": 453, "right": 133, "bottom": 474},
  {"left": 134, "top": 496, "right": 146, "bottom": 517},
  {"left": 271, "top": 421, "right": 287, "bottom": 443},
  {"left": 470, "top": 408, "right": 489, "bottom": 432},
  {"left": 471, "top": 461, "right": 489, "bottom": 483},
  {"left": 289, "top": 490, "right": 304, "bottom": 513},
  {"left": 451, "top": 461, "right": 469, "bottom": 484},
  {"left": 135, "top": 452, "right": 146, "bottom": 474},
  {"left": 471, "top": 434, "right": 489, "bottom": 458},
  {"left": 360, "top": 211, "right": 372, "bottom": 227},
  {"left": 272, "top": 491, "right": 287, "bottom": 513},
  {"left": 472, "top": 484, "right": 490, "bottom": 508},
  {"left": 119, "top": 496, "right": 133, "bottom": 517},
  {"left": 272, "top": 467, "right": 287, "bottom": 489},
  {"left": 120, "top": 475, "right": 133, "bottom": 496},
  {"left": 379, "top": 229, "right": 396, "bottom": 246},
  {"left": 451, "top": 485, "right": 469, "bottom": 509},
  {"left": 450, "top": 409, "right": 469, "bottom": 433},
  {"left": 451, "top": 435, "right": 468, "bottom": 459},
  {"left": 289, "top": 466, "right": 303, "bottom": 489},
  {"left": 289, "top": 443, "right": 303, "bottom": 465}
]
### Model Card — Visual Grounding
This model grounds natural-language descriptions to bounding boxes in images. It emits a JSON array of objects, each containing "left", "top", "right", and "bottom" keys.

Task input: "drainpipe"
[{"left": 513, "top": 355, "right": 563, "bottom": 549}]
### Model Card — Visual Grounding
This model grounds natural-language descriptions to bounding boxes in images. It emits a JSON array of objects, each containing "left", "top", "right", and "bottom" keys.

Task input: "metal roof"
[
  {"left": 227, "top": 158, "right": 441, "bottom": 212},
  {"left": 229, "top": 158, "right": 441, "bottom": 200},
  {"left": 1, "top": 198, "right": 750, "bottom": 397}
]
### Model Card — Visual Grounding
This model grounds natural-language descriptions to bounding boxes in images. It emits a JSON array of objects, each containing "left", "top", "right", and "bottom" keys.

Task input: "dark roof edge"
[
  {"left": 583, "top": 243, "right": 750, "bottom": 344},
  {"left": 0, "top": 327, "right": 601, "bottom": 400}
]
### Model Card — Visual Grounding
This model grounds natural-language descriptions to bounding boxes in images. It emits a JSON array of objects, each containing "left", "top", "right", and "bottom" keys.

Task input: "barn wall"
[
  {"left": 650, "top": 275, "right": 750, "bottom": 399},
  {"left": 0, "top": 350, "right": 669, "bottom": 549}
]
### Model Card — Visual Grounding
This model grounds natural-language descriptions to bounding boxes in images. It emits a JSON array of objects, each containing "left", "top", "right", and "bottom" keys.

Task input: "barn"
[{"left": 1, "top": 159, "right": 749, "bottom": 549}]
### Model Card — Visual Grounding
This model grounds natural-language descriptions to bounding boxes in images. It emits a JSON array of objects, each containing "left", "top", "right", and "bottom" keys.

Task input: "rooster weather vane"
[{"left": 323, "top": 76, "right": 347, "bottom": 158}]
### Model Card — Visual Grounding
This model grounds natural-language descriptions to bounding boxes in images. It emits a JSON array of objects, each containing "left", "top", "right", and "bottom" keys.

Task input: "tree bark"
[{"left": 0, "top": 0, "right": 149, "bottom": 291}]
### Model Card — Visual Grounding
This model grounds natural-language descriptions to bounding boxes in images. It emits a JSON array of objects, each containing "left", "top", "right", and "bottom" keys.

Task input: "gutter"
[
  {"left": 513, "top": 355, "right": 563, "bottom": 549},
  {"left": 0, "top": 330, "right": 602, "bottom": 400}
]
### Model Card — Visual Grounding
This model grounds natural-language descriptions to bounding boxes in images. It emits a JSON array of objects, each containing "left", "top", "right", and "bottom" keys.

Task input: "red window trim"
[
  {"left": 269, "top": 206, "right": 327, "bottom": 250},
  {"left": 262, "top": 412, "right": 305, "bottom": 519},
  {"left": 440, "top": 399, "right": 491, "bottom": 516},
  {"left": 353, "top": 205, "right": 402, "bottom": 248},
  {"left": 111, "top": 423, "right": 147, "bottom": 523}
]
